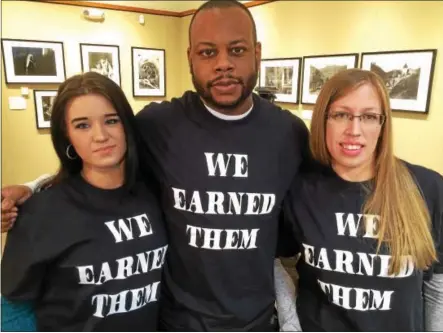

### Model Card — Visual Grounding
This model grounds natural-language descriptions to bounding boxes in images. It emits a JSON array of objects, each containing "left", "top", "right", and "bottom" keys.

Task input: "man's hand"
[{"left": 1, "top": 185, "right": 32, "bottom": 233}]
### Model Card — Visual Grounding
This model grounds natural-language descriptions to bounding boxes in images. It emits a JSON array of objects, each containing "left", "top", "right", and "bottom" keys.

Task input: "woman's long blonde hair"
[{"left": 310, "top": 68, "right": 436, "bottom": 275}]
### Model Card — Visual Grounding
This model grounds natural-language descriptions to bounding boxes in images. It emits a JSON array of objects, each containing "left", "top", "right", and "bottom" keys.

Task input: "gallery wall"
[
  {"left": 2, "top": 0, "right": 443, "bottom": 190},
  {"left": 1, "top": 0, "right": 182, "bottom": 186},
  {"left": 180, "top": 1, "right": 443, "bottom": 175}
]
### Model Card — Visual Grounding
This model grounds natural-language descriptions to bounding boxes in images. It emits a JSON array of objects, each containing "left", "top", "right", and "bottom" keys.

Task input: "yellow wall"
[
  {"left": 2, "top": 0, "right": 443, "bottom": 190},
  {"left": 1, "top": 1, "right": 182, "bottom": 185},
  {"left": 179, "top": 1, "right": 443, "bottom": 174}
]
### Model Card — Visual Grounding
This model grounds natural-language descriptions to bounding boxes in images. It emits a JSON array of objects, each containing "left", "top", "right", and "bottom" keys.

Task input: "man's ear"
[
  {"left": 255, "top": 41, "right": 262, "bottom": 68},
  {"left": 187, "top": 47, "right": 192, "bottom": 74}
]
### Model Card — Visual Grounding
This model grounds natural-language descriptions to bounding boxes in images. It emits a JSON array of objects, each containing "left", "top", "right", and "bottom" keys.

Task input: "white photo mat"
[
  {"left": 2, "top": 39, "right": 65, "bottom": 83},
  {"left": 361, "top": 50, "right": 436, "bottom": 113},
  {"left": 34, "top": 90, "right": 57, "bottom": 129},
  {"left": 301, "top": 54, "right": 358, "bottom": 104},
  {"left": 259, "top": 58, "right": 301, "bottom": 103},
  {"left": 132, "top": 47, "right": 166, "bottom": 97},
  {"left": 80, "top": 44, "right": 121, "bottom": 86}
]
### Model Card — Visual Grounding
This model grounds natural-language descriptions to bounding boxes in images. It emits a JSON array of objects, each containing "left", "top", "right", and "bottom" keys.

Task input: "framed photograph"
[
  {"left": 1, "top": 39, "right": 65, "bottom": 84},
  {"left": 361, "top": 49, "right": 437, "bottom": 113},
  {"left": 80, "top": 43, "right": 121, "bottom": 86},
  {"left": 259, "top": 58, "right": 301, "bottom": 103},
  {"left": 132, "top": 47, "right": 166, "bottom": 97},
  {"left": 301, "top": 53, "right": 359, "bottom": 105},
  {"left": 33, "top": 90, "right": 57, "bottom": 129}
]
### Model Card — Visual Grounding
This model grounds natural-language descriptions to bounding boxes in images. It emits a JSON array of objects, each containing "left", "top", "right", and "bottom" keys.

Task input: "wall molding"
[{"left": 29, "top": 0, "right": 276, "bottom": 18}]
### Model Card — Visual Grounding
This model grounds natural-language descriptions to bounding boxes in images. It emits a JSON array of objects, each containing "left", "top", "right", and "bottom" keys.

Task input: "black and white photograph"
[
  {"left": 361, "top": 49, "right": 437, "bottom": 113},
  {"left": 33, "top": 90, "right": 57, "bottom": 129},
  {"left": 301, "top": 53, "right": 358, "bottom": 104},
  {"left": 259, "top": 58, "right": 301, "bottom": 103},
  {"left": 80, "top": 43, "right": 121, "bottom": 86},
  {"left": 1, "top": 39, "right": 65, "bottom": 84},
  {"left": 132, "top": 47, "right": 166, "bottom": 97}
]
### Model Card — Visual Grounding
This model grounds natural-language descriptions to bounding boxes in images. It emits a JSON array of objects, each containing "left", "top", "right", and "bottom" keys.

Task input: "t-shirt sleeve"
[
  {"left": 1, "top": 204, "right": 51, "bottom": 301},
  {"left": 135, "top": 103, "right": 169, "bottom": 189},
  {"left": 276, "top": 177, "right": 304, "bottom": 258}
]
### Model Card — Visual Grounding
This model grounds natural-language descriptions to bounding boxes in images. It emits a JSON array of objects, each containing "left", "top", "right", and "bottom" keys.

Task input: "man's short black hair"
[{"left": 188, "top": 0, "right": 258, "bottom": 46}]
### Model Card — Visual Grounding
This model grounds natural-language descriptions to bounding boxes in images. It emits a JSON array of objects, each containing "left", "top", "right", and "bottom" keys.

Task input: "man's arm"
[
  {"left": 1, "top": 174, "right": 53, "bottom": 232},
  {"left": 22, "top": 174, "right": 54, "bottom": 193},
  {"left": 274, "top": 258, "right": 301, "bottom": 331},
  {"left": 424, "top": 274, "right": 443, "bottom": 331}
]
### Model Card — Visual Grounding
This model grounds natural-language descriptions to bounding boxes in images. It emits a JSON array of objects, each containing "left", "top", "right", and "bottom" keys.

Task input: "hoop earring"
[{"left": 66, "top": 144, "right": 77, "bottom": 160}]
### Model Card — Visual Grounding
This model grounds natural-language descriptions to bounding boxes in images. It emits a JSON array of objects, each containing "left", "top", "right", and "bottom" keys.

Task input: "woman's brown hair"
[{"left": 310, "top": 68, "right": 436, "bottom": 275}]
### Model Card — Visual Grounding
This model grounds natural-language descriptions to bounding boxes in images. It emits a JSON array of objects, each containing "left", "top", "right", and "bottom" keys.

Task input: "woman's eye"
[
  {"left": 75, "top": 123, "right": 89, "bottom": 129},
  {"left": 363, "top": 114, "right": 378, "bottom": 121},
  {"left": 106, "top": 118, "right": 120, "bottom": 125},
  {"left": 335, "top": 112, "right": 348, "bottom": 119}
]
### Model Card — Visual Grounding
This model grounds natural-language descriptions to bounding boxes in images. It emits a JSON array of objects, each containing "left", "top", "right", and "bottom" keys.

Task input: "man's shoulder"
[
  {"left": 135, "top": 91, "right": 197, "bottom": 123},
  {"left": 403, "top": 160, "right": 443, "bottom": 198},
  {"left": 256, "top": 95, "right": 306, "bottom": 129}
]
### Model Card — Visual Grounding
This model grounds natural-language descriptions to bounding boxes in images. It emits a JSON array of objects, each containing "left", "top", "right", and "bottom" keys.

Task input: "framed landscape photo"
[
  {"left": 361, "top": 49, "right": 437, "bottom": 113},
  {"left": 80, "top": 43, "right": 121, "bottom": 86},
  {"left": 1, "top": 39, "right": 66, "bottom": 84},
  {"left": 132, "top": 47, "right": 166, "bottom": 97},
  {"left": 33, "top": 90, "right": 57, "bottom": 129},
  {"left": 259, "top": 57, "right": 301, "bottom": 103},
  {"left": 301, "top": 53, "right": 359, "bottom": 105}
]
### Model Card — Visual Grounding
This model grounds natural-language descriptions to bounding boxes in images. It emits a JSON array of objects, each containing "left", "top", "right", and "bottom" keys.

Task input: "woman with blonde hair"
[{"left": 279, "top": 68, "right": 442, "bottom": 331}]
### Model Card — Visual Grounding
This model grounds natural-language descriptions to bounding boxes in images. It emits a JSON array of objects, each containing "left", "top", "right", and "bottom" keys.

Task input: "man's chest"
[{"left": 153, "top": 125, "right": 299, "bottom": 205}]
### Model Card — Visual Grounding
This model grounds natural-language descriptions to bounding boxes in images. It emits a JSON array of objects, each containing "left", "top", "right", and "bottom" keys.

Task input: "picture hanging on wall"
[
  {"left": 131, "top": 47, "right": 166, "bottom": 97},
  {"left": 33, "top": 90, "right": 57, "bottom": 129},
  {"left": 301, "top": 53, "right": 359, "bottom": 105},
  {"left": 1, "top": 39, "right": 66, "bottom": 84},
  {"left": 80, "top": 43, "right": 121, "bottom": 86},
  {"left": 259, "top": 57, "right": 301, "bottom": 103},
  {"left": 361, "top": 49, "right": 437, "bottom": 113}
]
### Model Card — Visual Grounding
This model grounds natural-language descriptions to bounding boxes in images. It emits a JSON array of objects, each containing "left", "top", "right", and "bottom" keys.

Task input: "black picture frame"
[
  {"left": 301, "top": 53, "right": 359, "bottom": 105},
  {"left": 360, "top": 49, "right": 437, "bottom": 114},
  {"left": 80, "top": 43, "right": 121, "bottom": 86},
  {"left": 259, "top": 57, "right": 302, "bottom": 104},
  {"left": 1, "top": 38, "right": 66, "bottom": 84},
  {"left": 131, "top": 47, "right": 166, "bottom": 97},
  {"left": 33, "top": 89, "right": 57, "bottom": 129}
]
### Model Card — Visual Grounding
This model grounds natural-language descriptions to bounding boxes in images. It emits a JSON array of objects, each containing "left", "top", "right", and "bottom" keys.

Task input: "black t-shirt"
[
  {"left": 135, "top": 91, "right": 310, "bottom": 330},
  {"left": 1, "top": 175, "right": 168, "bottom": 331},
  {"left": 281, "top": 162, "right": 443, "bottom": 331}
]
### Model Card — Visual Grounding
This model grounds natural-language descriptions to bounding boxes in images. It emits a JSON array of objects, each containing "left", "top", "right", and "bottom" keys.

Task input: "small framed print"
[
  {"left": 259, "top": 57, "right": 301, "bottom": 103},
  {"left": 80, "top": 43, "right": 121, "bottom": 86},
  {"left": 33, "top": 90, "right": 57, "bottom": 129},
  {"left": 132, "top": 47, "right": 166, "bottom": 97},
  {"left": 1, "top": 38, "right": 66, "bottom": 84},
  {"left": 361, "top": 49, "right": 437, "bottom": 113},
  {"left": 301, "top": 53, "right": 359, "bottom": 105}
]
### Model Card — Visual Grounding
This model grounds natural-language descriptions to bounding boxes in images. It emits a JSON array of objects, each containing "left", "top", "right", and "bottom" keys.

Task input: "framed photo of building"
[
  {"left": 131, "top": 47, "right": 166, "bottom": 97},
  {"left": 33, "top": 90, "right": 57, "bottom": 129},
  {"left": 301, "top": 53, "right": 359, "bottom": 105},
  {"left": 259, "top": 57, "right": 301, "bottom": 103},
  {"left": 361, "top": 49, "right": 437, "bottom": 113},
  {"left": 80, "top": 43, "right": 121, "bottom": 86},
  {"left": 1, "top": 39, "right": 66, "bottom": 84}
]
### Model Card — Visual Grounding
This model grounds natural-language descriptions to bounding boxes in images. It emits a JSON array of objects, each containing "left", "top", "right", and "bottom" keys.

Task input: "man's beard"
[{"left": 190, "top": 63, "right": 258, "bottom": 112}]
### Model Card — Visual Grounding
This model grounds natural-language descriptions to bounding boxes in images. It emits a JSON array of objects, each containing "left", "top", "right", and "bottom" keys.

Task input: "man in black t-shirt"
[{"left": 2, "top": 1, "right": 310, "bottom": 330}]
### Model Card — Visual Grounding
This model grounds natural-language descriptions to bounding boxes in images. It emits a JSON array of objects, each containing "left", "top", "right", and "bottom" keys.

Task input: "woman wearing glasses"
[{"left": 279, "top": 69, "right": 443, "bottom": 331}]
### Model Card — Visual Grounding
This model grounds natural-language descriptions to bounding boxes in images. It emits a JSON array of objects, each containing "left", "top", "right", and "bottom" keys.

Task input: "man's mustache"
[{"left": 208, "top": 75, "right": 244, "bottom": 88}]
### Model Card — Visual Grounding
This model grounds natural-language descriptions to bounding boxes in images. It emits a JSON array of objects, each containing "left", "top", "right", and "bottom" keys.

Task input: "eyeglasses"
[{"left": 326, "top": 111, "right": 386, "bottom": 126}]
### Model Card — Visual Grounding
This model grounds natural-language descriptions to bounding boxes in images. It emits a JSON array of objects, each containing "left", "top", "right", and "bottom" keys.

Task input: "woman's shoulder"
[{"left": 21, "top": 179, "right": 72, "bottom": 212}]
